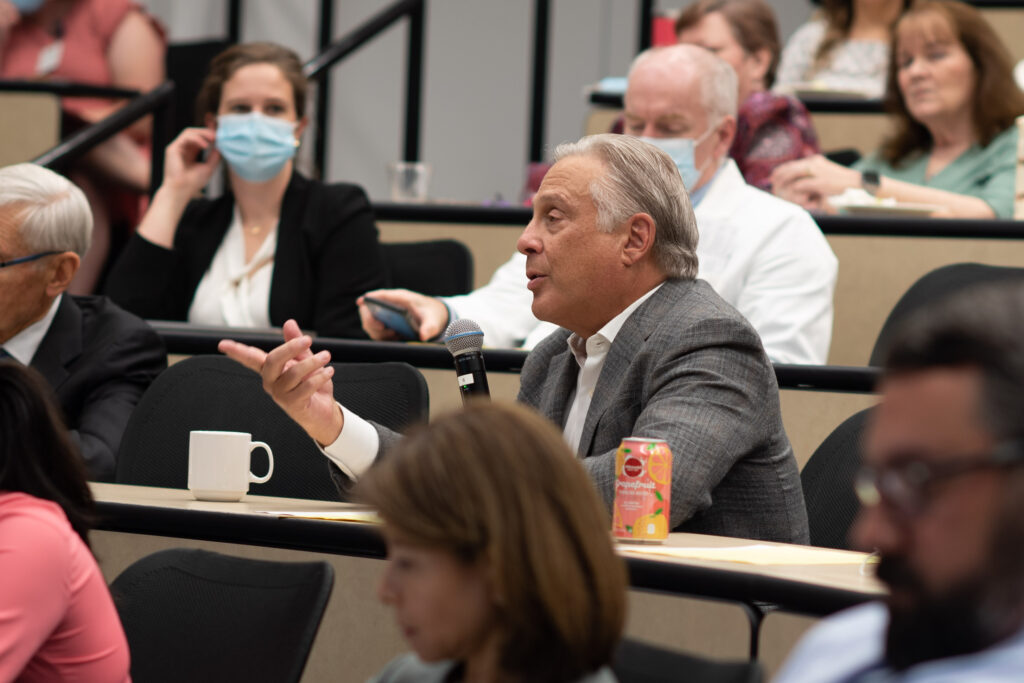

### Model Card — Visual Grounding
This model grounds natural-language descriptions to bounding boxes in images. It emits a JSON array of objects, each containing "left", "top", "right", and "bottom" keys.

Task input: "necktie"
[{"left": 0, "top": 348, "right": 12, "bottom": 361}]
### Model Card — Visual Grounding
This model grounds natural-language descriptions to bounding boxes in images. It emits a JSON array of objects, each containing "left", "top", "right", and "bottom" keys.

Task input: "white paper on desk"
[
  {"left": 258, "top": 510, "right": 382, "bottom": 524},
  {"left": 617, "top": 543, "right": 868, "bottom": 565}
]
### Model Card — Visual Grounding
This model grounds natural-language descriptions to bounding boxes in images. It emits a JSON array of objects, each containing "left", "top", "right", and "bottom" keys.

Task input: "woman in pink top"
[
  {"left": 0, "top": 361, "right": 130, "bottom": 683},
  {"left": 0, "top": 0, "right": 165, "bottom": 294}
]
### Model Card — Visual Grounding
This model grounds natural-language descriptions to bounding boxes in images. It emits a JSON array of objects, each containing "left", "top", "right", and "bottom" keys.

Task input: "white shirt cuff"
[{"left": 319, "top": 403, "right": 380, "bottom": 480}]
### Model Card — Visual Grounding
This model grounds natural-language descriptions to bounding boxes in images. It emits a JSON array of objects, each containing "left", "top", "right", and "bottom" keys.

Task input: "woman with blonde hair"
[{"left": 359, "top": 402, "right": 627, "bottom": 683}]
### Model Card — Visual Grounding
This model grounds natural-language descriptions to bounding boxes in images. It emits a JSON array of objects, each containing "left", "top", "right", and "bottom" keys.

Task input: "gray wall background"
[{"left": 146, "top": 1, "right": 815, "bottom": 203}]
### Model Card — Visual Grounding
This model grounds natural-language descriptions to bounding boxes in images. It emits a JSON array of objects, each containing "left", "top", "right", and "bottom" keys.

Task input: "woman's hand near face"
[
  {"left": 771, "top": 154, "right": 861, "bottom": 212},
  {"left": 163, "top": 127, "right": 221, "bottom": 195},
  {"left": 134, "top": 128, "right": 221, "bottom": 249}
]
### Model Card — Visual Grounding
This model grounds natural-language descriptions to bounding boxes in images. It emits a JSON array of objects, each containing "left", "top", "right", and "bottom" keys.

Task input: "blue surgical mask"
[
  {"left": 215, "top": 112, "right": 298, "bottom": 183},
  {"left": 640, "top": 127, "right": 715, "bottom": 190},
  {"left": 10, "top": 0, "right": 45, "bottom": 14}
]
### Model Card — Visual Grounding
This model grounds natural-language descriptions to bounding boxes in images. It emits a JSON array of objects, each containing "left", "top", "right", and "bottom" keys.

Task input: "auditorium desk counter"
[
  {"left": 90, "top": 483, "right": 884, "bottom": 678},
  {"left": 90, "top": 483, "right": 883, "bottom": 615}
]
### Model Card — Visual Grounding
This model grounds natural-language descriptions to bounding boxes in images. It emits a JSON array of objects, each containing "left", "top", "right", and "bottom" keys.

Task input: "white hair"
[
  {"left": 628, "top": 44, "right": 739, "bottom": 123},
  {"left": 0, "top": 164, "right": 92, "bottom": 258},
  {"left": 553, "top": 134, "right": 699, "bottom": 279}
]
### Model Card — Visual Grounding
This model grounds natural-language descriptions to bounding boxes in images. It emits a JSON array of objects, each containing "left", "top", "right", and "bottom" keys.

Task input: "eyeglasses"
[
  {"left": 855, "top": 440, "right": 1024, "bottom": 518},
  {"left": 0, "top": 251, "right": 60, "bottom": 269}
]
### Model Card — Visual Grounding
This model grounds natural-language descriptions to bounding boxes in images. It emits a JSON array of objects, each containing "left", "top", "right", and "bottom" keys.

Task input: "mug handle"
[{"left": 248, "top": 441, "right": 274, "bottom": 484}]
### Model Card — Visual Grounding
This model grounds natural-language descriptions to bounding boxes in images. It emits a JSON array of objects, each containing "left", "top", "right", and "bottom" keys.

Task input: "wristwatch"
[{"left": 861, "top": 170, "right": 881, "bottom": 196}]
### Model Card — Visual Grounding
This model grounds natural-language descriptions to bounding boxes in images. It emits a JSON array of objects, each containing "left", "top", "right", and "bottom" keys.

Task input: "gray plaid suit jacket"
[
  {"left": 331, "top": 278, "right": 808, "bottom": 543},
  {"left": 518, "top": 278, "right": 808, "bottom": 543}
]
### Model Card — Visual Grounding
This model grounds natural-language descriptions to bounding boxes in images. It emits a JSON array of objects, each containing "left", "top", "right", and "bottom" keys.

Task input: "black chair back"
[
  {"left": 116, "top": 355, "right": 428, "bottom": 500},
  {"left": 383, "top": 239, "right": 474, "bottom": 296},
  {"left": 110, "top": 548, "right": 333, "bottom": 683},
  {"left": 870, "top": 263, "right": 1024, "bottom": 366},
  {"left": 801, "top": 408, "right": 872, "bottom": 549},
  {"left": 613, "top": 639, "right": 762, "bottom": 683}
]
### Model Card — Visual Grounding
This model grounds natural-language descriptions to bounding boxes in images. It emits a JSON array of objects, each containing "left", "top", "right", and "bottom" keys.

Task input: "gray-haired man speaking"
[{"left": 223, "top": 133, "right": 808, "bottom": 543}]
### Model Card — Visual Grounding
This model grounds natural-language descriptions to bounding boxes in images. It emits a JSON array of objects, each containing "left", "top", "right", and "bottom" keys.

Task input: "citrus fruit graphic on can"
[{"left": 612, "top": 437, "right": 672, "bottom": 543}]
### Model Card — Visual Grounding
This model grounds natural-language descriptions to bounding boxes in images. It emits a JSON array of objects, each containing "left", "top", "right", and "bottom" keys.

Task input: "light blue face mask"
[
  {"left": 215, "top": 112, "right": 298, "bottom": 183},
  {"left": 10, "top": 0, "right": 45, "bottom": 14},
  {"left": 639, "top": 127, "right": 715, "bottom": 191}
]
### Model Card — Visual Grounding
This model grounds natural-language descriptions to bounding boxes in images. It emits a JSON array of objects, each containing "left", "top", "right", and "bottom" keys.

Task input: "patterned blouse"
[
  {"left": 731, "top": 91, "right": 821, "bottom": 192},
  {"left": 775, "top": 20, "right": 890, "bottom": 98}
]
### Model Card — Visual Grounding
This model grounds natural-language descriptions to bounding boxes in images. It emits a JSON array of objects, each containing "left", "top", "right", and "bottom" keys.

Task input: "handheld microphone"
[{"left": 443, "top": 319, "right": 490, "bottom": 404}]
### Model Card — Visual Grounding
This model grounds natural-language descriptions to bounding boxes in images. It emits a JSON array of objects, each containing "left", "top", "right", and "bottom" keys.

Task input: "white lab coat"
[{"left": 442, "top": 160, "right": 837, "bottom": 364}]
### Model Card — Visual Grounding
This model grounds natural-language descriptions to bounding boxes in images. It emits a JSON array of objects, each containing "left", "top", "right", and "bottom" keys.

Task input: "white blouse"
[{"left": 187, "top": 207, "right": 278, "bottom": 328}]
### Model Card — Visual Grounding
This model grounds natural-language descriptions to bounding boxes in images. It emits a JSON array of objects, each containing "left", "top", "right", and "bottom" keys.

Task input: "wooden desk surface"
[{"left": 91, "top": 483, "right": 883, "bottom": 616}]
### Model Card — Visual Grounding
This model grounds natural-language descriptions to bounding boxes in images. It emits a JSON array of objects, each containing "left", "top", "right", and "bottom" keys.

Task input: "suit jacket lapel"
[
  {"left": 30, "top": 295, "right": 82, "bottom": 391},
  {"left": 577, "top": 280, "right": 691, "bottom": 456},
  {"left": 535, "top": 342, "right": 579, "bottom": 431}
]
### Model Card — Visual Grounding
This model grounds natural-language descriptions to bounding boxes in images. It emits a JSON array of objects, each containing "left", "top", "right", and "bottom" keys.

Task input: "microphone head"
[{"left": 444, "top": 319, "right": 484, "bottom": 356}]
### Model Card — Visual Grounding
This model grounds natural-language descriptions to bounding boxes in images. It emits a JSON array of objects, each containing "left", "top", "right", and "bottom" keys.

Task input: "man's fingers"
[
  {"left": 280, "top": 319, "right": 314, "bottom": 360},
  {"left": 282, "top": 319, "right": 303, "bottom": 341},
  {"left": 262, "top": 335, "right": 314, "bottom": 383},
  {"left": 287, "top": 365, "right": 335, "bottom": 405},
  {"left": 269, "top": 349, "right": 331, "bottom": 397},
  {"left": 218, "top": 339, "right": 267, "bottom": 372}
]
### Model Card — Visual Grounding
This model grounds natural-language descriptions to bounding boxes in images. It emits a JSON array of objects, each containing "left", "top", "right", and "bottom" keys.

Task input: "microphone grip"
[{"left": 453, "top": 351, "right": 490, "bottom": 403}]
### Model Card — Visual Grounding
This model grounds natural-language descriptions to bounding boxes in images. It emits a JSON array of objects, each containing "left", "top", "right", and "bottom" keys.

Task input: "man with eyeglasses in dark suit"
[{"left": 0, "top": 163, "right": 165, "bottom": 481}]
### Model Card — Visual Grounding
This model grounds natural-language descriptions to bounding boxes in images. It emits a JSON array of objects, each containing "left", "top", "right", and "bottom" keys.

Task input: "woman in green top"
[{"left": 771, "top": 0, "right": 1024, "bottom": 219}]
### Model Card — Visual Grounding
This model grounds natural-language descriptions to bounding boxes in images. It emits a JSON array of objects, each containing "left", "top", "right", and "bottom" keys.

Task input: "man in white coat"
[{"left": 360, "top": 45, "right": 837, "bottom": 365}]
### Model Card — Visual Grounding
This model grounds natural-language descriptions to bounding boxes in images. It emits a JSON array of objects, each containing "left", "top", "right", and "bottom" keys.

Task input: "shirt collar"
[
  {"left": 3, "top": 294, "right": 62, "bottom": 365},
  {"left": 688, "top": 159, "right": 725, "bottom": 207},
  {"left": 567, "top": 283, "right": 663, "bottom": 365}
]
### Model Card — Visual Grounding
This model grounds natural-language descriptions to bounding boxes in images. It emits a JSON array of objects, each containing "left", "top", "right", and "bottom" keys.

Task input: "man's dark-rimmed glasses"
[
  {"left": 855, "top": 440, "right": 1024, "bottom": 518},
  {"left": 0, "top": 251, "right": 60, "bottom": 269}
]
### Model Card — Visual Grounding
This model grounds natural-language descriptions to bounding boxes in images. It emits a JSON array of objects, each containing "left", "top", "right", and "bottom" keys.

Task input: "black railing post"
[
  {"left": 313, "top": 0, "right": 335, "bottom": 179},
  {"left": 149, "top": 85, "right": 175, "bottom": 194},
  {"left": 528, "top": 0, "right": 550, "bottom": 163},
  {"left": 638, "top": 0, "right": 654, "bottom": 52},
  {"left": 33, "top": 81, "right": 176, "bottom": 172},
  {"left": 227, "top": 0, "right": 243, "bottom": 44},
  {"left": 403, "top": 0, "right": 425, "bottom": 162}
]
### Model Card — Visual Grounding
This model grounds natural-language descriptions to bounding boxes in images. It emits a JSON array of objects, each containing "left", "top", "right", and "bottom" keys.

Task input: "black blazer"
[
  {"left": 106, "top": 172, "right": 388, "bottom": 338},
  {"left": 31, "top": 295, "right": 167, "bottom": 481}
]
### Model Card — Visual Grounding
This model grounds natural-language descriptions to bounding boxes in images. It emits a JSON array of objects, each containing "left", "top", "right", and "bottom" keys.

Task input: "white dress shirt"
[
  {"left": 321, "top": 405, "right": 380, "bottom": 480},
  {"left": 562, "top": 284, "right": 661, "bottom": 453},
  {"left": 2, "top": 295, "right": 61, "bottom": 364},
  {"left": 775, "top": 601, "right": 1024, "bottom": 682},
  {"left": 188, "top": 208, "right": 277, "bottom": 328}
]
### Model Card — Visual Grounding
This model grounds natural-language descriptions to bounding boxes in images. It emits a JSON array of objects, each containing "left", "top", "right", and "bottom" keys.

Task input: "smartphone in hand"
[{"left": 363, "top": 296, "right": 419, "bottom": 341}]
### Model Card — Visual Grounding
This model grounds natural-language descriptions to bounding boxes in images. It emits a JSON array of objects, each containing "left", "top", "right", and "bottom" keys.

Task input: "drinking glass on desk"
[{"left": 388, "top": 161, "right": 432, "bottom": 202}]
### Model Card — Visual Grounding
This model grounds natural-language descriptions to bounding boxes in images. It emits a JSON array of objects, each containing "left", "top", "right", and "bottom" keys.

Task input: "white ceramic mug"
[{"left": 188, "top": 430, "right": 274, "bottom": 502}]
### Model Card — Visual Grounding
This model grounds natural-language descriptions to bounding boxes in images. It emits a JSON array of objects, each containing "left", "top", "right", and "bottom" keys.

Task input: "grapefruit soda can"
[{"left": 612, "top": 437, "right": 672, "bottom": 543}]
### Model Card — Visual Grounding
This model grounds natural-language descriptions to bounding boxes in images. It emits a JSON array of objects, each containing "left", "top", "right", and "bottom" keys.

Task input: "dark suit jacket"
[
  {"left": 31, "top": 295, "right": 166, "bottom": 481},
  {"left": 519, "top": 278, "right": 808, "bottom": 543},
  {"left": 105, "top": 172, "right": 388, "bottom": 339}
]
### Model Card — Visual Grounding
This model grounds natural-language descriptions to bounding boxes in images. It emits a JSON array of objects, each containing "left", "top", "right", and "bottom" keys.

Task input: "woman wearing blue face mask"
[{"left": 106, "top": 42, "right": 388, "bottom": 338}]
